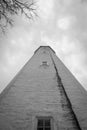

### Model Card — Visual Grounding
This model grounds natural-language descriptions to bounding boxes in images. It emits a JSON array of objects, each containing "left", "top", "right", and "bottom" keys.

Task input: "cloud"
[
  {"left": 37, "top": 0, "right": 54, "bottom": 20},
  {"left": 57, "top": 16, "right": 76, "bottom": 30},
  {"left": 57, "top": 17, "right": 70, "bottom": 30}
]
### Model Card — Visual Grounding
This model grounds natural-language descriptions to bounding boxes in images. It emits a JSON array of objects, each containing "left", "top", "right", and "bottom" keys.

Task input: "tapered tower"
[{"left": 0, "top": 46, "right": 87, "bottom": 130}]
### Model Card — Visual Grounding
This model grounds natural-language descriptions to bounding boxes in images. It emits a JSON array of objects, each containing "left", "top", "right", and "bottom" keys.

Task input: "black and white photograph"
[{"left": 0, "top": 0, "right": 87, "bottom": 129}]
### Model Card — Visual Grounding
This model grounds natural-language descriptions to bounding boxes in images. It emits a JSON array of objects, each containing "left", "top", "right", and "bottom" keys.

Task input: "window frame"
[{"left": 36, "top": 116, "right": 53, "bottom": 130}]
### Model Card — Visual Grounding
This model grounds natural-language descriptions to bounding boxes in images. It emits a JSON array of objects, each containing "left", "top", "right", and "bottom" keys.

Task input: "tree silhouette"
[{"left": 0, "top": 0, "right": 37, "bottom": 33}]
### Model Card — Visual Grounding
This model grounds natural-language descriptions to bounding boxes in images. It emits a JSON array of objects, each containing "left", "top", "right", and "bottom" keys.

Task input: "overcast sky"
[{"left": 0, "top": 0, "right": 87, "bottom": 92}]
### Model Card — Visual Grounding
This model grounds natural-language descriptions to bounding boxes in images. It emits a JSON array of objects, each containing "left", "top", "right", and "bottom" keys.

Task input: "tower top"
[{"left": 34, "top": 46, "right": 55, "bottom": 54}]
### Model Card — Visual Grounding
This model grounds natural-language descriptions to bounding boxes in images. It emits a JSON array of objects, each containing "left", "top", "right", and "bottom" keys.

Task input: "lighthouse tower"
[{"left": 0, "top": 46, "right": 87, "bottom": 130}]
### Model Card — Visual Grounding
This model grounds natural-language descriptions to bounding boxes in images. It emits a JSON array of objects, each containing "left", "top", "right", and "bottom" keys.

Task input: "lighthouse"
[{"left": 0, "top": 46, "right": 87, "bottom": 130}]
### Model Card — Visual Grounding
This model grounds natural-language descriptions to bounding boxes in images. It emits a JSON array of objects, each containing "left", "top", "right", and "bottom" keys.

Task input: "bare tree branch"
[{"left": 0, "top": 0, "right": 37, "bottom": 32}]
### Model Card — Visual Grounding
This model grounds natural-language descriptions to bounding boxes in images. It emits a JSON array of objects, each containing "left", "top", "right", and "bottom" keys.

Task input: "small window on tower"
[
  {"left": 37, "top": 117, "right": 52, "bottom": 130},
  {"left": 42, "top": 61, "right": 49, "bottom": 66},
  {"left": 42, "top": 61, "right": 48, "bottom": 66},
  {"left": 40, "top": 61, "right": 49, "bottom": 68}
]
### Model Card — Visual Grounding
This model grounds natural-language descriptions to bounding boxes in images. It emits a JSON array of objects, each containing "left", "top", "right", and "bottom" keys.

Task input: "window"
[
  {"left": 37, "top": 117, "right": 51, "bottom": 130},
  {"left": 40, "top": 61, "right": 49, "bottom": 68},
  {"left": 42, "top": 61, "right": 48, "bottom": 66}
]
